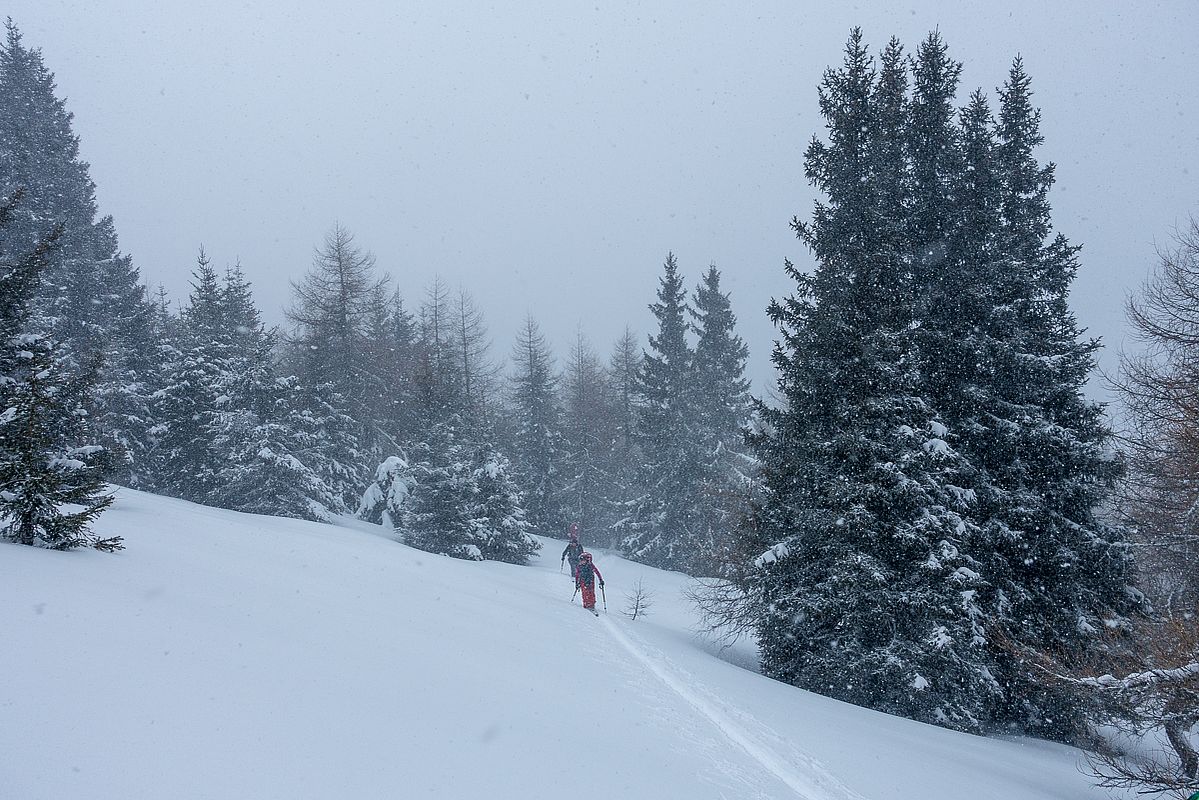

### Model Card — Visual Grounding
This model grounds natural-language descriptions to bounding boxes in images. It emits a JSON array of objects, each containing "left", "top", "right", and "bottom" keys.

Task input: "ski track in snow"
[{"left": 598, "top": 615, "right": 868, "bottom": 800}]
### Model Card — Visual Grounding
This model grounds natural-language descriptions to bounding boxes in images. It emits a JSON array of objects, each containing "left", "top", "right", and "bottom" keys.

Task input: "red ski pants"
[{"left": 580, "top": 581, "right": 596, "bottom": 609}]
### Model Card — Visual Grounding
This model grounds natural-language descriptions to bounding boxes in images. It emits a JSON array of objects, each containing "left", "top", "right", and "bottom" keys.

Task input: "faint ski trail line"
[{"left": 600, "top": 616, "right": 868, "bottom": 800}]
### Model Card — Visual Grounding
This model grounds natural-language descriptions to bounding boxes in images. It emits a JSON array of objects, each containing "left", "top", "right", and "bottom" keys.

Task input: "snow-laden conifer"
[
  {"left": 604, "top": 327, "right": 643, "bottom": 542},
  {"left": 560, "top": 329, "right": 618, "bottom": 545},
  {"left": 621, "top": 253, "right": 704, "bottom": 572},
  {"left": 358, "top": 455, "right": 416, "bottom": 534},
  {"left": 0, "top": 195, "right": 116, "bottom": 551},
  {"left": 0, "top": 21, "right": 158, "bottom": 484},
  {"left": 948, "top": 58, "right": 1138, "bottom": 735},
  {"left": 506, "top": 315, "right": 566, "bottom": 537},
  {"left": 745, "top": 31, "right": 991, "bottom": 730},
  {"left": 403, "top": 419, "right": 538, "bottom": 563},
  {"left": 689, "top": 265, "right": 754, "bottom": 574},
  {"left": 468, "top": 440, "right": 539, "bottom": 563},
  {"left": 0, "top": 334, "right": 117, "bottom": 550},
  {"left": 147, "top": 252, "right": 344, "bottom": 520},
  {"left": 285, "top": 224, "right": 390, "bottom": 459},
  {"left": 148, "top": 250, "right": 233, "bottom": 502}
]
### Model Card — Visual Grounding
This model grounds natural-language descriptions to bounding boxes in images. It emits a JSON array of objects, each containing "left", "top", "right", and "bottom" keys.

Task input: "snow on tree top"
[{"left": 754, "top": 542, "right": 790, "bottom": 568}]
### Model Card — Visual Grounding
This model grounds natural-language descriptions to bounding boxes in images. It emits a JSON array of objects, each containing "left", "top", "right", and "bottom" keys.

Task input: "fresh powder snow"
[{"left": 2, "top": 488, "right": 1118, "bottom": 799}]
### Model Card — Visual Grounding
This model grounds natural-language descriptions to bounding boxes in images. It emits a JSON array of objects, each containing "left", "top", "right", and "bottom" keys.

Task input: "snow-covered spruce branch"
[
  {"left": 1076, "top": 663, "right": 1199, "bottom": 691},
  {"left": 1023, "top": 621, "right": 1199, "bottom": 795}
]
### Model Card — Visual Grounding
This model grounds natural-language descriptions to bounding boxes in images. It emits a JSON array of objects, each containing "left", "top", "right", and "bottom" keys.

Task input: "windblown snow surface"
[{"left": 2, "top": 489, "right": 1119, "bottom": 799}]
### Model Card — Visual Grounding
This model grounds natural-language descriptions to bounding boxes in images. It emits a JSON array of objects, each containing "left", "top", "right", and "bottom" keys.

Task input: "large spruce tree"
[
  {"left": 621, "top": 253, "right": 704, "bottom": 571},
  {"left": 560, "top": 329, "right": 617, "bottom": 544},
  {"left": 149, "top": 250, "right": 231, "bottom": 501},
  {"left": 739, "top": 29, "right": 1139, "bottom": 736},
  {"left": 507, "top": 315, "right": 566, "bottom": 537},
  {"left": 746, "top": 31, "right": 994, "bottom": 730},
  {"left": 0, "top": 22, "right": 158, "bottom": 480},
  {"left": 958, "top": 59, "right": 1137, "bottom": 734},
  {"left": 209, "top": 265, "right": 341, "bottom": 521},
  {"left": 604, "top": 327, "right": 643, "bottom": 546},
  {"left": 689, "top": 264, "right": 754, "bottom": 574}
]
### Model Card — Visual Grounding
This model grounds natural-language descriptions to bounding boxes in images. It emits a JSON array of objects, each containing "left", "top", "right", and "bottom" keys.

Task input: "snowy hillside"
[{"left": 2, "top": 489, "right": 1115, "bottom": 800}]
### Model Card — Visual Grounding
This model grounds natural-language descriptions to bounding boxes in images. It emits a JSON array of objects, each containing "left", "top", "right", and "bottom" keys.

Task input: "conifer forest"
[{"left": 2, "top": 8, "right": 1196, "bottom": 798}]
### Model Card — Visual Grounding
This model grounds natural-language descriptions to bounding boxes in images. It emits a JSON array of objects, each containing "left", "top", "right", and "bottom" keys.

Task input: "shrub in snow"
[{"left": 622, "top": 578, "right": 654, "bottom": 621}]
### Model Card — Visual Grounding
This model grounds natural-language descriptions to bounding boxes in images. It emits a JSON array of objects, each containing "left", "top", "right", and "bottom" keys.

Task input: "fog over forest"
[{"left": 8, "top": 1, "right": 1197, "bottom": 396}]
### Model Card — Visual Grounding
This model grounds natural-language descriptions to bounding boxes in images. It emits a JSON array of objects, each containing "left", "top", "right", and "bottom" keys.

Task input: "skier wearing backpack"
[
  {"left": 574, "top": 552, "right": 604, "bottom": 615},
  {"left": 560, "top": 523, "right": 584, "bottom": 579}
]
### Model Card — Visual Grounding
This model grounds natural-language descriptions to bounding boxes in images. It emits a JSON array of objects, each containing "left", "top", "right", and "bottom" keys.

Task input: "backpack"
[{"left": 576, "top": 560, "right": 594, "bottom": 585}]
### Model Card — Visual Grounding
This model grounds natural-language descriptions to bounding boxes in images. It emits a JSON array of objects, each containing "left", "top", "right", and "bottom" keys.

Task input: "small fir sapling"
[{"left": 622, "top": 578, "right": 654, "bottom": 621}]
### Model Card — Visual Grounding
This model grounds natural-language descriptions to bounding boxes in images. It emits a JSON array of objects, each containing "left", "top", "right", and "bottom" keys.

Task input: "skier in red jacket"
[{"left": 574, "top": 552, "right": 604, "bottom": 614}]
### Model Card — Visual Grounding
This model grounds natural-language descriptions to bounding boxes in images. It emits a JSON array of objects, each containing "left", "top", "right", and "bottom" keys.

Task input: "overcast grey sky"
[{"left": 8, "top": 1, "right": 1198, "bottom": 398}]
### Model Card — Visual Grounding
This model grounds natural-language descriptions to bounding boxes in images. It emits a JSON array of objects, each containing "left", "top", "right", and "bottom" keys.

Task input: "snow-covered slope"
[{"left": 2, "top": 489, "right": 1113, "bottom": 799}]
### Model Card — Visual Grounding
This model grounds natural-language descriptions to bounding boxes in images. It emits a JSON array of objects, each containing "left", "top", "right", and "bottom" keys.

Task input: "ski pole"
[
  {"left": 571, "top": 584, "right": 579, "bottom": 603},
  {"left": 600, "top": 584, "right": 607, "bottom": 611}
]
